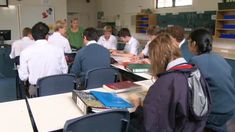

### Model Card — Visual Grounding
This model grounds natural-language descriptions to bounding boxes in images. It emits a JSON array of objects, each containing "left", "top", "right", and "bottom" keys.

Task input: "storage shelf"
[
  {"left": 215, "top": 8, "right": 235, "bottom": 39},
  {"left": 216, "top": 28, "right": 235, "bottom": 31},
  {"left": 216, "top": 19, "right": 235, "bottom": 21},
  {"left": 136, "top": 14, "right": 156, "bottom": 34},
  {"left": 218, "top": 9, "right": 235, "bottom": 12}
]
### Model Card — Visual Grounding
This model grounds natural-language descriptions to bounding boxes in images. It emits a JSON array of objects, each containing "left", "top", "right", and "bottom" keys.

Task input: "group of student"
[
  {"left": 127, "top": 28, "right": 235, "bottom": 131},
  {"left": 8, "top": 17, "right": 235, "bottom": 131}
]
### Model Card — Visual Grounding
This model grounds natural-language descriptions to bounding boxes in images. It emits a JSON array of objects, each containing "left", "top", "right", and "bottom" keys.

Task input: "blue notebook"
[{"left": 90, "top": 91, "right": 133, "bottom": 109}]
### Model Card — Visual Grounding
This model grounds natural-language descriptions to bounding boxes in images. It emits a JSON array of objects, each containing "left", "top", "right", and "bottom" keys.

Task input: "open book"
[
  {"left": 103, "top": 81, "right": 142, "bottom": 93},
  {"left": 126, "top": 64, "right": 150, "bottom": 73}
]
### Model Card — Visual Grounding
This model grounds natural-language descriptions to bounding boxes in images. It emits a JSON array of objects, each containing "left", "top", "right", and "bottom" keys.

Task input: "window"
[
  {"left": 157, "top": 0, "right": 172, "bottom": 8},
  {"left": 175, "top": 0, "right": 192, "bottom": 6},
  {"left": 156, "top": 0, "right": 192, "bottom": 8}
]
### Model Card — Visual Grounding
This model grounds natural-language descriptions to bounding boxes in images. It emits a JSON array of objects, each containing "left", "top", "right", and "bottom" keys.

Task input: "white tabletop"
[
  {"left": 0, "top": 100, "right": 33, "bottom": 132},
  {"left": 28, "top": 93, "right": 82, "bottom": 132},
  {"left": 26, "top": 80, "right": 154, "bottom": 131}
]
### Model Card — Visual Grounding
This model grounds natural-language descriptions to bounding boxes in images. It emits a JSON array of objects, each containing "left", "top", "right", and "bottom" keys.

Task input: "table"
[
  {"left": 111, "top": 56, "right": 152, "bottom": 80},
  {"left": 27, "top": 80, "right": 154, "bottom": 131},
  {"left": 28, "top": 93, "right": 82, "bottom": 132},
  {"left": 0, "top": 100, "right": 33, "bottom": 132}
]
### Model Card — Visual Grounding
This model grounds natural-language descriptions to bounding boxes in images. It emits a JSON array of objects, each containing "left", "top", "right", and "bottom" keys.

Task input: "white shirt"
[
  {"left": 98, "top": 35, "right": 117, "bottom": 50},
  {"left": 48, "top": 32, "right": 72, "bottom": 53},
  {"left": 166, "top": 58, "right": 187, "bottom": 71},
  {"left": 18, "top": 40, "right": 68, "bottom": 85},
  {"left": 124, "top": 37, "right": 139, "bottom": 55},
  {"left": 179, "top": 39, "right": 186, "bottom": 48},
  {"left": 141, "top": 40, "right": 151, "bottom": 56},
  {"left": 86, "top": 40, "right": 97, "bottom": 46},
  {"left": 9, "top": 37, "right": 34, "bottom": 59}
]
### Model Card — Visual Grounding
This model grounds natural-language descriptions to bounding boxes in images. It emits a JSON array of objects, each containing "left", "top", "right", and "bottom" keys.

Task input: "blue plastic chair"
[
  {"left": 63, "top": 109, "right": 130, "bottom": 132},
  {"left": 0, "top": 45, "right": 15, "bottom": 77},
  {"left": 84, "top": 67, "right": 119, "bottom": 89},
  {"left": 37, "top": 74, "right": 76, "bottom": 96},
  {"left": 0, "top": 77, "right": 17, "bottom": 102}
]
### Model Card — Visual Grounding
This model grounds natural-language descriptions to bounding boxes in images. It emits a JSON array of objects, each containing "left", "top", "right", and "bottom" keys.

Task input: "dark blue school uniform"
[
  {"left": 70, "top": 43, "right": 110, "bottom": 86},
  {"left": 180, "top": 40, "right": 193, "bottom": 62},
  {"left": 190, "top": 52, "right": 235, "bottom": 131}
]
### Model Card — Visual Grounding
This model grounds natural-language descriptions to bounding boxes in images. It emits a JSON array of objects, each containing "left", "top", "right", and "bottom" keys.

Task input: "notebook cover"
[
  {"left": 90, "top": 91, "right": 133, "bottom": 108},
  {"left": 103, "top": 81, "right": 141, "bottom": 93}
]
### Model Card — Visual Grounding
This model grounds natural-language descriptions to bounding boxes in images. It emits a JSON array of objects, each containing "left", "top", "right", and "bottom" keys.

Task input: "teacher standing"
[{"left": 67, "top": 18, "right": 84, "bottom": 49}]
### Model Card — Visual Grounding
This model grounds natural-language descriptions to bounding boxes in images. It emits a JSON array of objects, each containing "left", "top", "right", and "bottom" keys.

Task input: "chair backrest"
[
  {"left": 37, "top": 74, "right": 76, "bottom": 96},
  {"left": 84, "top": 67, "right": 119, "bottom": 89},
  {"left": 0, "top": 45, "right": 15, "bottom": 77},
  {"left": 63, "top": 109, "right": 130, "bottom": 132}
]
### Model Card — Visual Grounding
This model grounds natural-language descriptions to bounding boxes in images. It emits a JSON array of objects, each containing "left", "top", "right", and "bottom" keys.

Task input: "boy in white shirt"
[
  {"left": 131, "top": 26, "right": 160, "bottom": 64},
  {"left": 19, "top": 22, "right": 68, "bottom": 97},
  {"left": 111, "top": 28, "right": 139, "bottom": 57},
  {"left": 48, "top": 20, "right": 72, "bottom": 53},
  {"left": 98, "top": 25, "right": 117, "bottom": 50},
  {"left": 9, "top": 27, "right": 34, "bottom": 59}
]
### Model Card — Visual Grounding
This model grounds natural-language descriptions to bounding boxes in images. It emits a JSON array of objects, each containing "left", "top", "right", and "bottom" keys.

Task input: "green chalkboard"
[{"left": 156, "top": 11, "right": 216, "bottom": 34}]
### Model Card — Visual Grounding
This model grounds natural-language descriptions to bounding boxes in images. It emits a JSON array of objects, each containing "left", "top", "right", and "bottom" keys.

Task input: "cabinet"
[
  {"left": 136, "top": 14, "right": 156, "bottom": 33},
  {"left": 215, "top": 9, "right": 235, "bottom": 39}
]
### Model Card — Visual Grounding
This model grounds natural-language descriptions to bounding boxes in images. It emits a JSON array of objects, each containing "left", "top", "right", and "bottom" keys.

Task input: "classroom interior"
[{"left": 0, "top": 0, "right": 235, "bottom": 131}]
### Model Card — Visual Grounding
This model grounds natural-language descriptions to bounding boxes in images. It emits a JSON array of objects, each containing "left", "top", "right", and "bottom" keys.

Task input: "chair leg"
[{"left": 121, "top": 119, "right": 129, "bottom": 132}]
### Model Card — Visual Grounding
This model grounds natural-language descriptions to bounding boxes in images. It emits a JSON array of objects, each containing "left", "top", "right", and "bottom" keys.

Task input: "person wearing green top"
[{"left": 67, "top": 18, "right": 84, "bottom": 49}]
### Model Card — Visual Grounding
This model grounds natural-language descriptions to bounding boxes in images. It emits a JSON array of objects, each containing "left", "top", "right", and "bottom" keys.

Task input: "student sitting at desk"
[
  {"left": 128, "top": 32, "right": 210, "bottom": 132},
  {"left": 188, "top": 28, "right": 235, "bottom": 132},
  {"left": 9, "top": 27, "right": 34, "bottom": 59},
  {"left": 111, "top": 28, "right": 139, "bottom": 57},
  {"left": 70, "top": 27, "right": 110, "bottom": 89},
  {"left": 18, "top": 22, "right": 68, "bottom": 97},
  {"left": 131, "top": 26, "right": 160, "bottom": 64},
  {"left": 48, "top": 20, "right": 72, "bottom": 53},
  {"left": 98, "top": 25, "right": 117, "bottom": 50},
  {"left": 166, "top": 25, "right": 193, "bottom": 61}
]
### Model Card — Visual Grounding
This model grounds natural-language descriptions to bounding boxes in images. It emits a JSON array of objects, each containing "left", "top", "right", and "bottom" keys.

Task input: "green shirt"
[{"left": 67, "top": 27, "right": 84, "bottom": 49}]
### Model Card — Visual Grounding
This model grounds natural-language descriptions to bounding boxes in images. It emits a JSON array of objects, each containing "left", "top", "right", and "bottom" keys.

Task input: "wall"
[
  {"left": 67, "top": 0, "right": 98, "bottom": 28},
  {"left": 9, "top": 0, "right": 67, "bottom": 21},
  {"left": 97, "top": 0, "right": 221, "bottom": 33},
  {"left": 0, "top": 0, "right": 67, "bottom": 40}
]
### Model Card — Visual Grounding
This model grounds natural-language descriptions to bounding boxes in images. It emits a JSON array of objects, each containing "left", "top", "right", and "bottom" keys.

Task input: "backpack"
[{"left": 168, "top": 64, "right": 212, "bottom": 121}]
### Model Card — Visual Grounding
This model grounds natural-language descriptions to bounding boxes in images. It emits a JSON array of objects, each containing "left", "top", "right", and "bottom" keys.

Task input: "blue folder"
[{"left": 90, "top": 91, "right": 133, "bottom": 108}]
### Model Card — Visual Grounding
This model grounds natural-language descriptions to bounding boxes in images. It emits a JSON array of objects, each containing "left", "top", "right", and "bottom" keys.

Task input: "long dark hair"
[{"left": 189, "top": 28, "right": 213, "bottom": 54}]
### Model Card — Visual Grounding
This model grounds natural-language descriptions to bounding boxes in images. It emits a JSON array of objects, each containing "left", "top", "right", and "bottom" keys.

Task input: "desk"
[
  {"left": 28, "top": 93, "right": 82, "bottom": 132},
  {"left": 111, "top": 56, "right": 152, "bottom": 80},
  {"left": 27, "top": 80, "right": 153, "bottom": 131},
  {"left": 0, "top": 100, "right": 33, "bottom": 132}
]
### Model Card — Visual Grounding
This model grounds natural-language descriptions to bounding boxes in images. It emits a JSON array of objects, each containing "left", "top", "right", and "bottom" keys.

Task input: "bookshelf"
[
  {"left": 215, "top": 9, "right": 235, "bottom": 39},
  {"left": 136, "top": 14, "right": 156, "bottom": 33}
]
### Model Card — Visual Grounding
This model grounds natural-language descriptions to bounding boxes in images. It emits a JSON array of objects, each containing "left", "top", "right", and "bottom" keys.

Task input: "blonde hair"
[
  {"left": 103, "top": 25, "right": 112, "bottom": 32},
  {"left": 71, "top": 17, "right": 78, "bottom": 23},
  {"left": 54, "top": 20, "right": 66, "bottom": 32},
  {"left": 149, "top": 32, "right": 181, "bottom": 77}
]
